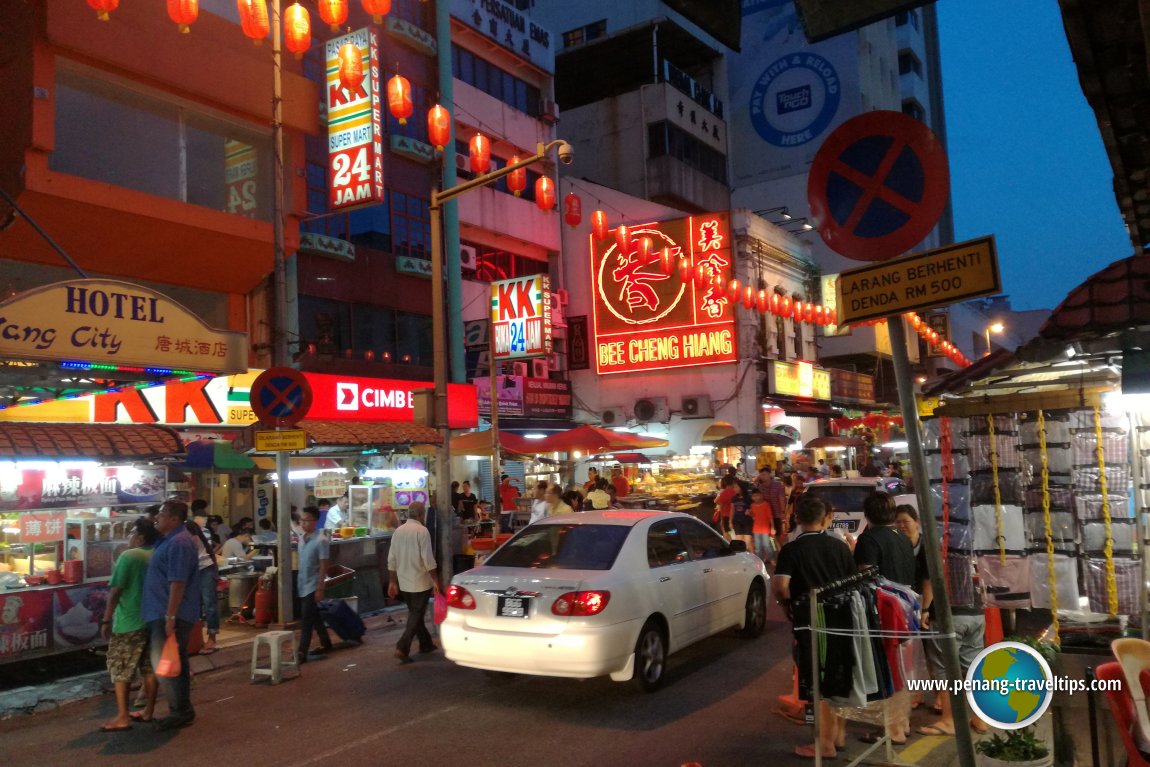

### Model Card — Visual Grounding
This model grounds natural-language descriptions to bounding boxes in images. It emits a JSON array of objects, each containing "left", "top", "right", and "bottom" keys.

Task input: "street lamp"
[
  {"left": 984, "top": 321, "right": 1004, "bottom": 356},
  {"left": 430, "top": 139, "right": 573, "bottom": 585}
]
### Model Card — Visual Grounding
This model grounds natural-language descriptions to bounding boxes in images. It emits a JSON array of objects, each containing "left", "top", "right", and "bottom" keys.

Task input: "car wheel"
[
  {"left": 633, "top": 620, "right": 667, "bottom": 692},
  {"left": 741, "top": 581, "right": 767, "bottom": 638}
]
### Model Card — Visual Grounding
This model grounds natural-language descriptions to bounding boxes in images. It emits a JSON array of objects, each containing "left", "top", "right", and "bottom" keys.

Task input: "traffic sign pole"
[{"left": 888, "top": 316, "right": 977, "bottom": 767}]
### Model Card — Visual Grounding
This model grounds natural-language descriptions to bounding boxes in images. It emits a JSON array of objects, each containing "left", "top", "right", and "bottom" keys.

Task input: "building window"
[
  {"left": 898, "top": 52, "right": 922, "bottom": 77},
  {"left": 562, "top": 19, "right": 607, "bottom": 48},
  {"left": 902, "top": 99, "right": 925, "bottom": 122},
  {"left": 300, "top": 158, "right": 393, "bottom": 251},
  {"left": 452, "top": 46, "right": 543, "bottom": 117},
  {"left": 390, "top": 191, "right": 430, "bottom": 260},
  {"left": 466, "top": 245, "right": 548, "bottom": 283},
  {"left": 299, "top": 297, "right": 433, "bottom": 366},
  {"left": 895, "top": 10, "right": 919, "bottom": 29},
  {"left": 562, "top": 28, "right": 584, "bottom": 48},
  {"left": 393, "top": 0, "right": 433, "bottom": 30},
  {"left": 51, "top": 64, "right": 273, "bottom": 221},
  {"left": 647, "top": 121, "right": 728, "bottom": 184}
]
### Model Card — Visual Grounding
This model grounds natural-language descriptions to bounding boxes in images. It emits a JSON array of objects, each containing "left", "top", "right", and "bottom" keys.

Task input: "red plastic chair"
[{"left": 1095, "top": 661, "right": 1150, "bottom": 767}]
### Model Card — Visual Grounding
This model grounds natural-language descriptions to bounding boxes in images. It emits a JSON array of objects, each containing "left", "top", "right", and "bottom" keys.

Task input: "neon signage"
[
  {"left": 326, "top": 28, "right": 384, "bottom": 211},
  {"left": 490, "top": 274, "right": 552, "bottom": 360},
  {"left": 591, "top": 212, "right": 737, "bottom": 374}
]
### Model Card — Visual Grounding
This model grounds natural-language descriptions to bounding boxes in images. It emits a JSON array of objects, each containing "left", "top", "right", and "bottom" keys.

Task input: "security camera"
[{"left": 557, "top": 142, "right": 574, "bottom": 165}]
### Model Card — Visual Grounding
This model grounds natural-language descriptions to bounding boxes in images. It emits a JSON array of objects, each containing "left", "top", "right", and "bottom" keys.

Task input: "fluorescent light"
[
  {"left": 523, "top": 433, "right": 547, "bottom": 440},
  {"left": 464, "top": 455, "right": 485, "bottom": 461},
  {"left": 5, "top": 460, "right": 100, "bottom": 470},
  {"left": 882, "top": 441, "right": 909, "bottom": 450}
]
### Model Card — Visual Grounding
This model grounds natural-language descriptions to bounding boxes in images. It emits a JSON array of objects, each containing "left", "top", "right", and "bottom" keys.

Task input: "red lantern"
[
  {"left": 756, "top": 290, "right": 769, "bottom": 313},
  {"left": 828, "top": 308, "right": 837, "bottom": 325},
  {"left": 636, "top": 236, "right": 652, "bottom": 261},
  {"left": 361, "top": 0, "right": 391, "bottom": 23},
  {"left": 387, "top": 74, "right": 412, "bottom": 124},
  {"left": 804, "top": 302, "right": 815, "bottom": 323},
  {"left": 283, "top": 2, "right": 310, "bottom": 59},
  {"left": 910, "top": 313, "right": 922, "bottom": 330},
  {"left": 564, "top": 193, "right": 582, "bottom": 228},
  {"left": 427, "top": 104, "right": 451, "bottom": 151},
  {"left": 469, "top": 133, "right": 491, "bottom": 174},
  {"left": 507, "top": 157, "right": 527, "bottom": 197},
  {"left": 727, "top": 278, "right": 741, "bottom": 300},
  {"left": 815, "top": 306, "right": 825, "bottom": 325},
  {"left": 770, "top": 293, "right": 781, "bottom": 315},
  {"left": 680, "top": 259, "right": 693, "bottom": 284},
  {"left": 615, "top": 224, "right": 630, "bottom": 253},
  {"left": 742, "top": 286, "right": 755, "bottom": 309},
  {"left": 660, "top": 247, "right": 675, "bottom": 275},
  {"left": 591, "top": 210, "right": 608, "bottom": 239},
  {"left": 781, "top": 296, "right": 792, "bottom": 317},
  {"left": 693, "top": 264, "right": 707, "bottom": 287},
  {"left": 87, "top": 0, "right": 118, "bottom": 21},
  {"left": 318, "top": 0, "right": 347, "bottom": 31},
  {"left": 167, "top": 0, "right": 199, "bottom": 33},
  {"left": 238, "top": 0, "right": 270, "bottom": 43},
  {"left": 338, "top": 43, "right": 364, "bottom": 94},
  {"left": 534, "top": 176, "right": 555, "bottom": 212}
]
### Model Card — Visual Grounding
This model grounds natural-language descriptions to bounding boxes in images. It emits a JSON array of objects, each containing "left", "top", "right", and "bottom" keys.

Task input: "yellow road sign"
[
  {"left": 254, "top": 429, "right": 307, "bottom": 452},
  {"left": 837, "top": 236, "right": 1001, "bottom": 325}
]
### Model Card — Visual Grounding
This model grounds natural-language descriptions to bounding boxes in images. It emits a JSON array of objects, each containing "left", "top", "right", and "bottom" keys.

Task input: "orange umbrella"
[
  {"left": 535, "top": 425, "right": 668, "bottom": 455},
  {"left": 451, "top": 430, "right": 537, "bottom": 458}
]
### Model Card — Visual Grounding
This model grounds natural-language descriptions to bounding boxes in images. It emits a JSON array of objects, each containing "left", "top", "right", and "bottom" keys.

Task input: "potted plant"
[{"left": 975, "top": 728, "right": 1053, "bottom": 767}]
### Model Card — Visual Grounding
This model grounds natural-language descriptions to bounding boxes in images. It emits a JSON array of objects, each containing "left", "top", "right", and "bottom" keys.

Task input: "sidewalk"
[{"left": 0, "top": 607, "right": 409, "bottom": 720}]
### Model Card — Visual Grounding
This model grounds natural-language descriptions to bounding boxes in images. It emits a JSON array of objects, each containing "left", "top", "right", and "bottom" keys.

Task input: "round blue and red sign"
[
  {"left": 250, "top": 366, "right": 312, "bottom": 427},
  {"left": 808, "top": 111, "right": 950, "bottom": 262}
]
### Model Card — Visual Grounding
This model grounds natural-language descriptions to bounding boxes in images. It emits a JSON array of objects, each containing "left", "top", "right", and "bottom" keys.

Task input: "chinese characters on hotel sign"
[
  {"left": 490, "top": 275, "right": 552, "bottom": 361},
  {"left": 591, "top": 212, "right": 737, "bottom": 375},
  {"left": 326, "top": 28, "right": 384, "bottom": 211}
]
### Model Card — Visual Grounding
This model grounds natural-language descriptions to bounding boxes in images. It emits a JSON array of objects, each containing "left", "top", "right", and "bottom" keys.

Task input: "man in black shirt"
[
  {"left": 774, "top": 495, "right": 856, "bottom": 759},
  {"left": 854, "top": 492, "right": 916, "bottom": 587}
]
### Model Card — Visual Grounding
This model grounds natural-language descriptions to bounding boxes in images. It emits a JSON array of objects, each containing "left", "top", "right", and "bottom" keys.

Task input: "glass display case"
[
  {"left": 0, "top": 511, "right": 61, "bottom": 584},
  {"left": 65, "top": 515, "right": 135, "bottom": 581},
  {"left": 347, "top": 483, "right": 401, "bottom": 534}
]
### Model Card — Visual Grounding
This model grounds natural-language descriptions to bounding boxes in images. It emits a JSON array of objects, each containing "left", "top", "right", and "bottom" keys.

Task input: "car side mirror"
[{"left": 728, "top": 540, "right": 747, "bottom": 553}]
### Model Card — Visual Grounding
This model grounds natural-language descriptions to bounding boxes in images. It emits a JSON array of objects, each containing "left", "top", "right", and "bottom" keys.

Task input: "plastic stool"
[{"left": 250, "top": 630, "right": 299, "bottom": 684}]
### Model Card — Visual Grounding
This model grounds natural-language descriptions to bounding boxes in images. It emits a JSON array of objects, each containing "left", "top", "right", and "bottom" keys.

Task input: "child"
[{"left": 749, "top": 489, "right": 776, "bottom": 563}]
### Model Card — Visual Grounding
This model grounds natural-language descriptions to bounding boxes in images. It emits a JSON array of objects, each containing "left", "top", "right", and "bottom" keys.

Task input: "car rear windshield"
[
  {"left": 804, "top": 486, "right": 872, "bottom": 515},
  {"left": 485, "top": 524, "right": 630, "bottom": 570}
]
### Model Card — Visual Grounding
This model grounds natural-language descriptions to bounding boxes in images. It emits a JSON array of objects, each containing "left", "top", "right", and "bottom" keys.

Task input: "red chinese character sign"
[{"left": 591, "top": 212, "right": 737, "bottom": 375}]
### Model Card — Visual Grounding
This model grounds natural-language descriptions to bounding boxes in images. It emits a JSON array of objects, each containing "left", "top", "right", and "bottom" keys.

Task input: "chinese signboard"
[
  {"left": 0, "top": 466, "right": 167, "bottom": 513},
  {"left": 0, "top": 591, "right": 52, "bottom": 659},
  {"left": 17, "top": 511, "right": 67, "bottom": 542},
  {"left": 326, "top": 28, "right": 384, "bottom": 211},
  {"left": 451, "top": 0, "right": 555, "bottom": 74},
  {"left": 304, "top": 372, "right": 479, "bottom": 429},
  {"left": 829, "top": 369, "right": 875, "bottom": 404},
  {"left": 473, "top": 376, "right": 572, "bottom": 419},
  {"left": 769, "top": 360, "right": 831, "bottom": 400},
  {"left": 490, "top": 275, "right": 552, "bottom": 361},
  {"left": 0, "top": 280, "right": 247, "bottom": 374},
  {"left": 566, "top": 315, "right": 590, "bottom": 371},
  {"left": 591, "top": 212, "right": 738, "bottom": 375}
]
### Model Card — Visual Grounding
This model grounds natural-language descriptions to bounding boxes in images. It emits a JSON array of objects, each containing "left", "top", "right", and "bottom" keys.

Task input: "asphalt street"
[{"left": 0, "top": 604, "right": 961, "bottom": 767}]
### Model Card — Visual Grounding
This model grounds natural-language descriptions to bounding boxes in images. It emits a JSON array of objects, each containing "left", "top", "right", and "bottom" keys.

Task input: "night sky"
[{"left": 936, "top": 0, "right": 1132, "bottom": 312}]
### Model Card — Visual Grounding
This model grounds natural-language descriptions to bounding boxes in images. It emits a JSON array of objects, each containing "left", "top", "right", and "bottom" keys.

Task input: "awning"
[
  {"left": 604, "top": 452, "right": 651, "bottom": 464},
  {"left": 296, "top": 420, "right": 442, "bottom": 448},
  {"left": 252, "top": 456, "right": 344, "bottom": 471},
  {"left": 0, "top": 422, "right": 185, "bottom": 460},
  {"left": 699, "top": 421, "right": 738, "bottom": 442},
  {"left": 764, "top": 398, "right": 842, "bottom": 418}
]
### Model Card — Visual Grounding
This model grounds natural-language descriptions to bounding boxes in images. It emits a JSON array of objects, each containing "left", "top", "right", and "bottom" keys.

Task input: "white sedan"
[{"left": 441, "top": 510, "right": 769, "bottom": 691}]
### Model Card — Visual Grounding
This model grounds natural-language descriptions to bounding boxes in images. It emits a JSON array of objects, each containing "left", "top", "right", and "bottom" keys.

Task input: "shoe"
[
  {"left": 297, "top": 652, "right": 328, "bottom": 663},
  {"left": 155, "top": 713, "right": 195, "bottom": 731},
  {"left": 394, "top": 650, "right": 414, "bottom": 665},
  {"left": 312, "top": 645, "right": 332, "bottom": 654},
  {"left": 418, "top": 644, "right": 439, "bottom": 655}
]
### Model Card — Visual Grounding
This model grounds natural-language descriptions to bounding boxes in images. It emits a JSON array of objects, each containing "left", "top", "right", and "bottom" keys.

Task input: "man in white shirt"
[
  {"left": 386, "top": 501, "right": 441, "bottom": 664},
  {"left": 322, "top": 494, "right": 346, "bottom": 531}
]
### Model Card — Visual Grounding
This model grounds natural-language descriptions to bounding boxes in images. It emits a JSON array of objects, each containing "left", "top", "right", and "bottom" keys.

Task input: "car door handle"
[{"left": 659, "top": 576, "right": 672, "bottom": 582}]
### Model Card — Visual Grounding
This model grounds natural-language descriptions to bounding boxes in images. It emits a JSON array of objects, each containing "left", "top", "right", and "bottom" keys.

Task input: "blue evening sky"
[{"left": 936, "top": 0, "right": 1132, "bottom": 311}]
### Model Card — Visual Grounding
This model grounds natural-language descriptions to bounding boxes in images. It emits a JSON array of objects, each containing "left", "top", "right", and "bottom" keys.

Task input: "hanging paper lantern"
[
  {"left": 361, "top": 0, "right": 391, "bottom": 23},
  {"left": 469, "top": 133, "right": 491, "bottom": 174},
  {"left": 636, "top": 236, "right": 652, "bottom": 261},
  {"left": 660, "top": 247, "right": 675, "bottom": 275},
  {"left": 679, "top": 259, "right": 692, "bottom": 283},
  {"left": 756, "top": 290, "right": 769, "bottom": 313},
  {"left": 693, "top": 264, "right": 707, "bottom": 287},
  {"left": 387, "top": 74, "right": 412, "bottom": 124},
  {"left": 564, "top": 193, "right": 582, "bottom": 228},
  {"left": 167, "top": 0, "right": 199, "bottom": 33},
  {"left": 615, "top": 224, "right": 630, "bottom": 253},
  {"left": 507, "top": 157, "right": 527, "bottom": 197},
  {"left": 742, "top": 285, "right": 755, "bottom": 310},
  {"left": 781, "top": 296, "right": 792, "bottom": 317},
  {"left": 87, "top": 0, "right": 119, "bottom": 21},
  {"left": 789, "top": 300, "right": 801, "bottom": 321},
  {"left": 427, "top": 104, "right": 451, "bottom": 151},
  {"left": 318, "top": 0, "right": 347, "bottom": 31},
  {"left": 283, "top": 2, "right": 310, "bottom": 59},
  {"left": 591, "top": 210, "right": 608, "bottom": 239},
  {"left": 828, "top": 308, "right": 837, "bottom": 325},
  {"left": 238, "top": 0, "right": 270, "bottom": 43},
  {"left": 910, "top": 313, "right": 922, "bottom": 330},
  {"left": 727, "top": 278, "right": 741, "bottom": 301},
  {"left": 804, "top": 302, "right": 815, "bottom": 323},
  {"left": 534, "top": 176, "right": 555, "bottom": 212},
  {"left": 338, "top": 43, "right": 364, "bottom": 94},
  {"left": 815, "top": 306, "right": 825, "bottom": 325}
]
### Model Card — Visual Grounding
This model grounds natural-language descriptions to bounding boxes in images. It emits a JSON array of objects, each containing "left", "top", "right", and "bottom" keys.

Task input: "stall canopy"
[
  {"left": 604, "top": 452, "right": 651, "bottom": 464},
  {"left": 535, "top": 425, "right": 669, "bottom": 454},
  {"left": 0, "top": 422, "right": 184, "bottom": 460},
  {"left": 700, "top": 421, "right": 738, "bottom": 442},
  {"left": 710, "top": 433, "right": 795, "bottom": 449},
  {"left": 805, "top": 436, "right": 868, "bottom": 449},
  {"left": 293, "top": 420, "right": 442, "bottom": 450},
  {"left": 450, "top": 430, "right": 537, "bottom": 458}
]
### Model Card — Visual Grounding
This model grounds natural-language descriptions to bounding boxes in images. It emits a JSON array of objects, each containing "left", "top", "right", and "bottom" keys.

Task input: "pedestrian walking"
[
  {"left": 99, "top": 516, "right": 160, "bottom": 732},
  {"left": 189, "top": 501, "right": 219, "bottom": 654},
  {"left": 387, "top": 501, "right": 441, "bottom": 664},
  {"left": 296, "top": 506, "right": 335, "bottom": 663},
  {"left": 142, "top": 500, "right": 201, "bottom": 731}
]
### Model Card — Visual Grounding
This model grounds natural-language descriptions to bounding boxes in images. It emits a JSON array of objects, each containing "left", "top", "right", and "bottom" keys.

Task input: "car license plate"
[{"left": 497, "top": 596, "right": 530, "bottom": 618}]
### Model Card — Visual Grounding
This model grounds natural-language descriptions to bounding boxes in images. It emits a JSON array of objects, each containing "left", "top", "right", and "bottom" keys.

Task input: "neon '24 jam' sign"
[{"left": 591, "top": 212, "right": 737, "bottom": 375}]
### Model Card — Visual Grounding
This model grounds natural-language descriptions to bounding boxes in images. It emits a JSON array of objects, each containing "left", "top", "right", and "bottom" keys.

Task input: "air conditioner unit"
[
  {"left": 455, "top": 153, "right": 469, "bottom": 172},
  {"left": 510, "top": 361, "right": 529, "bottom": 378},
  {"left": 554, "top": 288, "right": 569, "bottom": 306},
  {"left": 633, "top": 397, "right": 669, "bottom": 424},
  {"left": 530, "top": 358, "right": 549, "bottom": 378},
  {"left": 600, "top": 406, "right": 627, "bottom": 427},
  {"left": 681, "top": 394, "right": 713, "bottom": 419},
  {"left": 460, "top": 244, "right": 477, "bottom": 270},
  {"left": 550, "top": 300, "right": 566, "bottom": 328},
  {"left": 541, "top": 100, "right": 559, "bottom": 125}
]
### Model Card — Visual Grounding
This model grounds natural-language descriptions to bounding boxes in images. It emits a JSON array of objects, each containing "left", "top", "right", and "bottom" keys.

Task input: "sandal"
[
  {"left": 860, "top": 732, "right": 906, "bottom": 746},
  {"left": 129, "top": 712, "right": 153, "bottom": 723},
  {"left": 793, "top": 744, "right": 838, "bottom": 760},
  {"left": 916, "top": 724, "right": 955, "bottom": 737},
  {"left": 99, "top": 723, "right": 132, "bottom": 733}
]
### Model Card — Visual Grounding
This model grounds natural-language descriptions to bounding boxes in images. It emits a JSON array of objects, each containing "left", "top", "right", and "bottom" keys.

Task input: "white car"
[
  {"left": 801, "top": 476, "right": 917, "bottom": 537},
  {"left": 441, "top": 510, "right": 769, "bottom": 691}
]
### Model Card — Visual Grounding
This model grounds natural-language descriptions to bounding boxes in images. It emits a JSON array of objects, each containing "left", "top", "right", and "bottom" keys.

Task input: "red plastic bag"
[
  {"left": 433, "top": 593, "right": 448, "bottom": 625},
  {"left": 156, "top": 633, "right": 181, "bottom": 678}
]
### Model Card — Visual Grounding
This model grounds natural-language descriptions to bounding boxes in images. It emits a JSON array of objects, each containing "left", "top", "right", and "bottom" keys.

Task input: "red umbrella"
[
  {"left": 535, "top": 425, "right": 668, "bottom": 455},
  {"left": 451, "top": 430, "right": 537, "bottom": 458}
]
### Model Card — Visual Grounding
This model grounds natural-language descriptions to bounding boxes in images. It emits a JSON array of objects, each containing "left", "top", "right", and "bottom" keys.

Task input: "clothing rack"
[{"left": 806, "top": 566, "right": 914, "bottom": 767}]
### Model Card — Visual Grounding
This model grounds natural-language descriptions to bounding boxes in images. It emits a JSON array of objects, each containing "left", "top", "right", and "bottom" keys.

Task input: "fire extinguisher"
[{"left": 254, "top": 577, "right": 276, "bottom": 626}]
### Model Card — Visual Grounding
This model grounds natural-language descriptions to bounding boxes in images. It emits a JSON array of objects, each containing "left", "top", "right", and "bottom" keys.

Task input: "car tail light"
[
  {"left": 551, "top": 590, "right": 611, "bottom": 616},
  {"left": 446, "top": 585, "right": 476, "bottom": 610}
]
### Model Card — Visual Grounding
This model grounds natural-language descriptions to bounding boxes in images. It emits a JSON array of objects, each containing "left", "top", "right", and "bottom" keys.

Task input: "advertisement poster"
[
  {"left": 0, "top": 466, "right": 166, "bottom": 513},
  {"left": 53, "top": 584, "right": 109, "bottom": 651},
  {"left": 0, "top": 590, "right": 53, "bottom": 659}
]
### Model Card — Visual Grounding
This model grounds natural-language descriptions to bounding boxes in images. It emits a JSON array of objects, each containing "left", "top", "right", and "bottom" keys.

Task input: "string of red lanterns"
[
  {"left": 317, "top": 0, "right": 348, "bottom": 32},
  {"left": 167, "top": 0, "right": 199, "bottom": 33},
  {"left": 238, "top": 0, "right": 270, "bottom": 43},
  {"left": 283, "top": 2, "right": 311, "bottom": 58}
]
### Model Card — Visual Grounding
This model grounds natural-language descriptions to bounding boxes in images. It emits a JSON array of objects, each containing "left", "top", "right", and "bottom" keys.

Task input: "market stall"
[{"left": 0, "top": 422, "right": 183, "bottom": 663}]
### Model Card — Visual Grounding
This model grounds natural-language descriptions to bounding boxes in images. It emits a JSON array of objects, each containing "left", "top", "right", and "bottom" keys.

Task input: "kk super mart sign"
[
  {"left": 591, "top": 212, "right": 737, "bottom": 374},
  {"left": 326, "top": 28, "right": 383, "bottom": 211},
  {"left": 490, "top": 275, "right": 552, "bottom": 360}
]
